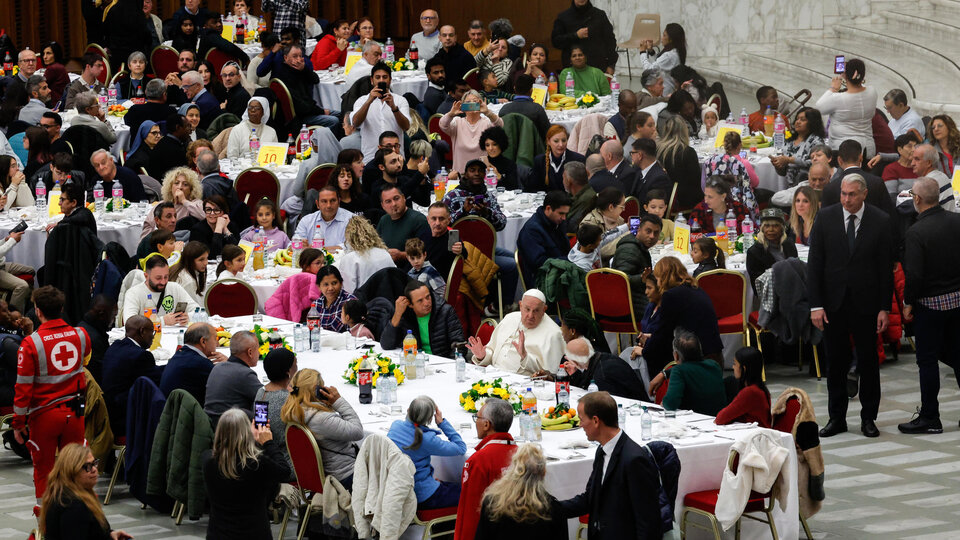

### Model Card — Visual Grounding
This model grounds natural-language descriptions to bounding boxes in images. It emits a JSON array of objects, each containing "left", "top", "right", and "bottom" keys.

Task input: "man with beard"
[
  {"left": 18, "top": 76, "right": 52, "bottom": 126},
  {"left": 120, "top": 255, "right": 198, "bottom": 326}
]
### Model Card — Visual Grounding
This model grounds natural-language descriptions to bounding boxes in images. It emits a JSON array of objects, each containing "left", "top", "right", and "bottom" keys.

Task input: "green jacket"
[
  {"left": 566, "top": 185, "right": 597, "bottom": 234},
  {"left": 501, "top": 113, "right": 545, "bottom": 168},
  {"left": 663, "top": 360, "right": 727, "bottom": 416},
  {"left": 536, "top": 258, "right": 589, "bottom": 312},
  {"left": 610, "top": 234, "right": 652, "bottom": 317},
  {"left": 147, "top": 389, "right": 214, "bottom": 519}
]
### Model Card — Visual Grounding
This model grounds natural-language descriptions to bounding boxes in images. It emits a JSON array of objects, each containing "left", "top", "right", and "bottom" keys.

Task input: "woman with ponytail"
[{"left": 387, "top": 395, "right": 466, "bottom": 509}]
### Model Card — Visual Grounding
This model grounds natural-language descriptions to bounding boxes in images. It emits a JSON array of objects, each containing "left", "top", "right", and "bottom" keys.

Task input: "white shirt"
[
  {"left": 640, "top": 161, "right": 656, "bottom": 179},
  {"left": 294, "top": 207, "right": 354, "bottom": 247},
  {"left": 888, "top": 107, "right": 925, "bottom": 139},
  {"left": 344, "top": 57, "right": 374, "bottom": 89},
  {"left": 842, "top": 203, "right": 865, "bottom": 236},
  {"left": 121, "top": 281, "right": 199, "bottom": 325},
  {"left": 600, "top": 429, "right": 624, "bottom": 482},
  {"left": 607, "top": 159, "right": 625, "bottom": 175},
  {"left": 350, "top": 92, "right": 410, "bottom": 164}
]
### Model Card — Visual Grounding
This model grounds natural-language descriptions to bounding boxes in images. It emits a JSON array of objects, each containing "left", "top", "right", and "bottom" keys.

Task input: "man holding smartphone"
[
  {"left": 351, "top": 62, "right": 410, "bottom": 166},
  {"left": 120, "top": 255, "right": 198, "bottom": 326}
]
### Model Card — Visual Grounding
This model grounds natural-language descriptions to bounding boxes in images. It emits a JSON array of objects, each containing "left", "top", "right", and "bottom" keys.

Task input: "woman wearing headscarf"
[
  {"left": 227, "top": 97, "right": 278, "bottom": 159},
  {"left": 124, "top": 120, "right": 162, "bottom": 175},
  {"left": 178, "top": 103, "right": 208, "bottom": 141}
]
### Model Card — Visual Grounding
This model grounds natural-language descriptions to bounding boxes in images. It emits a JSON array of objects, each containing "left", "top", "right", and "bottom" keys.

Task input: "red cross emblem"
[{"left": 50, "top": 342, "right": 79, "bottom": 372}]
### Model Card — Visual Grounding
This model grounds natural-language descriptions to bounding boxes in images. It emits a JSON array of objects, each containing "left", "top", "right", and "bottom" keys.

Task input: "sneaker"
[{"left": 898, "top": 415, "right": 943, "bottom": 434}]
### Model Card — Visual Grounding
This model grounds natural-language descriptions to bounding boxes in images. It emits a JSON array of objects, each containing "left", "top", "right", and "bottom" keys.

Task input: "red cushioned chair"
[
  {"left": 412, "top": 506, "right": 457, "bottom": 539},
  {"left": 428, "top": 114, "right": 453, "bottom": 166},
  {"left": 284, "top": 424, "right": 326, "bottom": 540},
  {"left": 204, "top": 279, "right": 259, "bottom": 317},
  {"left": 653, "top": 360, "right": 677, "bottom": 405},
  {"left": 270, "top": 79, "right": 296, "bottom": 126},
  {"left": 235, "top": 168, "right": 281, "bottom": 219},
  {"left": 585, "top": 268, "right": 640, "bottom": 350},
  {"left": 476, "top": 318, "right": 497, "bottom": 346},
  {"left": 304, "top": 163, "right": 336, "bottom": 194},
  {"left": 680, "top": 449, "right": 779, "bottom": 540},
  {"left": 452, "top": 216, "right": 502, "bottom": 318},
  {"left": 576, "top": 514, "right": 589, "bottom": 540},
  {"left": 696, "top": 269, "right": 749, "bottom": 347},
  {"left": 771, "top": 395, "right": 814, "bottom": 540},
  {"left": 85, "top": 43, "right": 111, "bottom": 84},
  {"left": 621, "top": 196, "right": 640, "bottom": 221},
  {"left": 444, "top": 256, "right": 464, "bottom": 307},
  {"left": 463, "top": 67, "right": 480, "bottom": 90},
  {"left": 205, "top": 48, "right": 241, "bottom": 78},
  {"left": 150, "top": 45, "right": 180, "bottom": 78}
]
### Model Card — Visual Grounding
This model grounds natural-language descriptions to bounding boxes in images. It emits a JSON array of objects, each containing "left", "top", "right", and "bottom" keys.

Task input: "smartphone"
[
  {"left": 461, "top": 101, "right": 481, "bottom": 112},
  {"left": 10, "top": 220, "right": 27, "bottom": 234},
  {"left": 254, "top": 401, "right": 269, "bottom": 428},
  {"left": 376, "top": 81, "right": 388, "bottom": 97},
  {"left": 174, "top": 301, "right": 188, "bottom": 314},
  {"left": 447, "top": 229, "right": 460, "bottom": 251},
  {"left": 629, "top": 216, "right": 641, "bottom": 235},
  {"left": 834, "top": 55, "right": 845, "bottom": 74}
]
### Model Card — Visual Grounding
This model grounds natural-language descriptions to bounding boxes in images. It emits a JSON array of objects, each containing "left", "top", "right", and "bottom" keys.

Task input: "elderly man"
[
  {"left": 885, "top": 89, "right": 925, "bottom": 138},
  {"left": 136, "top": 202, "right": 179, "bottom": 256},
  {"left": 771, "top": 162, "right": 831, "bottom": 208},
  {"left": 178, "top": 70, "right": 219, "bottom": 129},
  {"left": 124, "top": 79, "right": 174, "bottom": 134},
  {"left": 454, "top": 398, "right": 516, "bottom": 540},
  {"left": 197, "top": 150, "right": 235, "bottom": 200},
  {"left": 564, "top": 161, "right": 595, "bottom": 233},
  {"left": 381, "top": 281, "right": 464, "bottom": 358},
  {"left": 352, "top": 62, "right": 411, "bottom": 163},
  {"left": 64, "top": 53, "right": 104, "bottom": 109},
  {"left": 17, "top": 75, "right": 51, "bottom": 126},
  {"left": 911, "top": 144, "right": 957, "bottom": 211},
  {"left": 434, "top": 25, "right": 475, "bottom": 83},
  {"left": 600, "top": 139, "right": 635, "bottom": 185},
  {"left": 377, "top": 184, "right": 428, "bottom": 262},
  {"left": 463, "top": 20, "right": 490, "bottom": 57},
  {"left": 219, "top": 62, "right": 250, "bottom": 118},
  {"left": 344, "top": 41, "right": 383, "bottom": 88},
  {"left": 0, "top": 49, "right": 38, "bottom": 100},
  {"left": 604, "top": 90, "right": 637, "bottom": 143},
  {"left": 411, "top": 9, "right": 442, "bottom": 63},
  {"left": 101, "top": 315, "right": 162, "bottom": 435},
  {"left": 809, "top": 174, "right": 893, "bottom": 438},
  {"left": 121, "top": 254, "right": 198, "bottom": 325},
  {"left": 586, "top": 153, "right": 619, "bottom": 193},
  {"left": 204, "top": 330, "right": 262, "bottom": 425},
  {"left": 466, "top": 289, "right": 565, "bottom": 374},
  {"left": 637, "top": 68, "right": 667, "bottom": 109},
  {"left": 552, "top": 0, "right": 618, "bottom": 73},
  {"left": 91, "top": 149, "right": 148, "bottom": 202},
  {"left": 294, "top": 185, "right": 353, "bottom": 250},
  {"left": 159, "top": 322, "right": 225, "bottom": 403},
  {"left": 898, "top": 177, "right": 960, "bottom": 434},
  {"left": 70, "top": 91, "right": 117, "bottom": 144},
  {"left": 517, "top": 190, "right": 572, "bottom": 287},
  {"left": 612, "top": 214, "right": 661, "bottom": 314},
  {"left": 561, "top": 336, "right": 647, "bottom": 400},
  {"left": 148, "top": 112, "right": 191, "bottom": 178}
]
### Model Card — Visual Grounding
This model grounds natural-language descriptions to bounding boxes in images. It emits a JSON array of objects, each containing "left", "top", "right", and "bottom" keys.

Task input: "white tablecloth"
[
  {"left": 143, "top": 314, "right": 798, "bottom": 540},
  {"left": 315, "top": 70, "right": 429, "bottom": 111},
  {"left": 219, "top": 158, "right": 303, "bottom": 203},
  {"left": 696, "top": 144, "right": 788, "bottom": 194},
  {"left": 161, "top": 39, "right": 317, "bottom": 60},
  {"left": 413, "top": 188, "right": 538, "bottom": 253},
  {"left": 490, "top": 97, "right": 617, "bottom": 134}
]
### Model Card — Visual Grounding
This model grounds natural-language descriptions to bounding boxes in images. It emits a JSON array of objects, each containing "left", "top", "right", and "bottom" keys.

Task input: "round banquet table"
[
  {"left": 162, "top": 39, "right": 317, "bottom": 60},
  {"left": 131, "top": 313, "right": 799, "bottom": 540},
  {"left": 314, "top": 69, "right": 428, "bottom": 110},
  {"left": 696, "top": 143, "right": 789, "bottom": 194},
  {"left": 413, "top": 188, "right": 539, "bottom": 253},
  {"left": 218, "top": 158, "right": 303, "bottom": 204},
  {"left": 489, "top": 96, "right": 617, "bottom": 135}
]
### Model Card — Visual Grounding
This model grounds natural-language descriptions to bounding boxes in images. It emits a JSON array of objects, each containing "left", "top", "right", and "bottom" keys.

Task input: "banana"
[
  {"left": 541, "top": 415, "right": 567, "bottom": 426},
  {"left": 544, "top": 422, "right": 574, "bottom": 430},
  {"left": 550, "top": 93, "right": 566, "bottom": 101}
]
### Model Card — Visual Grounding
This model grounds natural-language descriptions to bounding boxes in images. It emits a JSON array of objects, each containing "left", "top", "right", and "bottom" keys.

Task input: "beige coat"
[{"left": 352, "top": 434, "right": 417, "bottom": 540}]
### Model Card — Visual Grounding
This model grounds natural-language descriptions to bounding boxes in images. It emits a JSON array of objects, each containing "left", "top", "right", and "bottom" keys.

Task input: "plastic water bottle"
[
  {"left": 107, "top": 87, "right": 117, "bottom": 108},
  {"left": 112, "top": 183, "right": 123, "bottom": 213},
  {"left": 564, "top": 71, "right": 575, "bottom": 98},
  {"left": 415, "top": 351, "right": 427, "bottom": 378},
  {"left": 384, "top": 37, "right": 395, "bottom": 63},
  {"left": 742, "top": 215, "right": 755, "bottom": 250},
  {"left": 248, "top": 128, "right": 260, "bottom": 158},
  {"left": 618, "top": 403, "right": 626, "bottom": 428},
  {"left": 98, "top": 87, "right": 108, "bottom": 114},
  {"left": 297, "top": 124, "right": 310, "bottom": 160},
  {"left": 310, "top": 326, "right": 321, "bottom": 352},
  {"left": 522, "top": 387, "right": 537, "bottom": 414},
  {"left": 587, "top": 380, "right": 599, "bottom": 393},
  {"left": 641, "top": 406, "right": 653, "bottom": 440},
  {"left": 517, "top": 411, "right": 529, "bottom": 443},
  {"left": 773, "top": 114, "right": 786, "bottom": 151},
  {"left": 725, "top": 208, "right": 737, "bottom": 255},
  {"left": 290, "top": 233, "right": 304, "bottom": 267},
  {"left": 484, "top": 167, "right": 498, "bottom": 196},
  {"left": 535, "top": 73, "right": 545, "bottom": 86},
  {"left": 529, "top": 410, "right": 542, "bottom": 442},
  {"left": 403, "top": 330, "right": 418, "bottom": 379},
  {"left": 610, "top": 74, "right": 620, "bottom": 103},
  {"left": 763, "top": 106, "right": 775, "bottom": 137},
  {"left": 739, "top": 107, "right": 749, "bottom": 128},
  {"left": 177, "top": 329, "right": 185, "bottom": 350},
  {"left": 726, "top": 111, "right": 735, "bottom": 123},
  {"left": 93, "top": 179, "right": 105, "bottom": 215},
  {"left": 197, "top": 308, "right": 208, "bottom": 323},
  {"left": 455, "top": 350, "right": 466, "bottom": 382},
  {"left": 311, "top": 223, "right": 325, "bottom": 249},
  {"left": 675, "top": 212, "right": 686, "bottom": 227},
  {"left": 556, "top": 365, "right": 570, "bottom": 404},
  {"left": 35, "top": 181, "right": 47, "bottom": 219}
]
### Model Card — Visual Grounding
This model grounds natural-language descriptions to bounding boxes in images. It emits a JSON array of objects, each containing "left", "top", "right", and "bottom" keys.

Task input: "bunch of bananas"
[
  {"left": 546, "top": 94, "right": 578, "bottom": 111},
  {"left": 741, "top": 134, "right": 772, "bottom": 148},
  {"left": 541, "top": 403, "right": 581, "bottom": 430},
  {"left": 217, "top": 330, "right": 232, "bottom": 347},
  {"left": 273, "top": 249, "right": 293, "bottom": 266}
]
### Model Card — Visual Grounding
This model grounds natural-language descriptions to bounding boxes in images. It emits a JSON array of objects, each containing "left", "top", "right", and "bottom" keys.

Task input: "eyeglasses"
[
  {"left": 420, "top": 15, "right": 438, "bottom": 20},
  {"left": 204, "top": 207, "right": 223, "bottom": 215},
  {"left": 908, "top": 189, "right": 916, "bottom": 197},
  {"left": 471, "top": 414, "right": 485, "bottom": 423},
  {"left": 20, "top": 58, "right": 36, "bottom": 63},
  {"left": 148, "top": 130, "right": 161, "bottom": 136},
  {"left": 82, "top": 459, "right": 101, "bottom": 472}
]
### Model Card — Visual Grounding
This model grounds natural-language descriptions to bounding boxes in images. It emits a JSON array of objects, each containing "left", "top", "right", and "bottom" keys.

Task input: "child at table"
[
  {"left": 341, "top": 299, "right": 374, "bottom": 340},
  {"left": 691, "top": 236, "right": 725, "bottom": 278},
  {"left": 643, "top": 189, "right": 674, "bottom": 243},
  {"left": 240, "top": 199, "right": 290, "bottom": 252},
  {"left": 139, "top": 229, "right": 184, "bottom": 268},
  {"left": 406, "top": 238, "right": 446, "bottom": 304},
  {"left": 479, "top": 70, "right": 514, "bottom": 104},
  {"left": 568, "top": 222, "right": 602, "bottom": 272},
  {"left": 216, "top": 244, "right": 247, "bottom": 279}
]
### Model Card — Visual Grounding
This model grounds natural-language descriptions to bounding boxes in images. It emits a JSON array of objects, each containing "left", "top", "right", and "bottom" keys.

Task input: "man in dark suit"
[
  {"left": 600, "top": 139, "right": 636, "bottom": 186},
  {"left": 433, "top": 25, "right": 476, "bottom": 84},
  {"left": 500, "top": 74, "right": 550, "bottom": 141},
  {"left": 159, "top": 322, "right": 226, "bottom": 404},
  {"left": 808, "top": 173, "right": 893, "bottom": 438},
  {"left": 124, "top": 79, "right": 176, "bottom": 135},
  {"left": 101, "top": 315, "right": 163, "bottom": 436},
  {"left": 558, "top": 391, "right": 662, "bottom": 539},
  {"left": 627, "top": 138, "right": 671, "bottom": 203},
  {"left": 821, "top": 139, "right": 895, "bottom": 218},
  {"left": 180, "top": 70, "right": 221, "bottom": 130},
  {"left": 585, "top": 154, "right": 620, "bottom": 193}
]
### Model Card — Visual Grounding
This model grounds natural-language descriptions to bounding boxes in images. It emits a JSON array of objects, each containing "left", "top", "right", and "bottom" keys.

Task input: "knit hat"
[{"left": 701, "top": 103, "right": 719, "bottom": 123}]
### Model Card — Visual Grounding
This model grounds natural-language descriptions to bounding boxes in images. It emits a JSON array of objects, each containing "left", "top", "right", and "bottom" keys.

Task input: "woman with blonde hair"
[
  {"left": 440, "top": 89, "right": 503, "bottom": 175},
  {"left": 140, "top": 167, "right": 205, "bottom": 239},
  {"left": 656, "top": 116, "right": 703, "bottom": 211},
  {"left": 335, "top": 215, "right": 396, "bottom": 292},
  {"left": 788, "top": 185, "right": 819, "bottom": 245},
  {"left": 475, "top": 444, "right": 567, "bottom": 537},
  {"left": 203, "top": 408, "right": 290, "bottom": 540},
  {"left": 40, "top": 443, "right": 133, "bottom": 539},
  {"left": 280, "top": 369, "right": 363, "bottom": 489}
]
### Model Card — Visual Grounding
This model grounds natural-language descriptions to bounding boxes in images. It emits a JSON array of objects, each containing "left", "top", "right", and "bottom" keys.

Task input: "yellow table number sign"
[
  {"left": 344, "top": 51, "right": 362, "bottom": 74},
  {"left": 531, "top": 84, "right": 549, "bottom": 107},
  {"left": 952, "top": 165, "right": 960, "bottom": 206},
  {"left": 714, "top": 122, "right": 745, "bottom": 148},
  {"left": 221, "top": 23, "right": 236, "bottom": 43},
  {"left": 673, "top": 222, "right": 691, "bottom": 255},
  {"left": 257, "top": 143, "right": 288, "bottom": 167}
]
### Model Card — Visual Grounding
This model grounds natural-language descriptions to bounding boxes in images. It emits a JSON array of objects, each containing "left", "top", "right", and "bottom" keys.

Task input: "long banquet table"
[{"left": 142, "top": 314, "right": 799, "bottom": 539}]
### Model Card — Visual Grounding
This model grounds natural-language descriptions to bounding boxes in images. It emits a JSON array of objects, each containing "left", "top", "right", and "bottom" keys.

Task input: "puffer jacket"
[
  {"left": 147, "top": 389, "right": 214, "bottom": 519},
  {"left": 772, "top": 387, "right": 824, "bottom": 519},
  {"left": 83, "top": 369, "right": 114, "bottom": 461},
  {"left": 644, "top": 441, "right": 681, "bottom": 533},
  {"left": 459, "top": 241, "right": 499, "bottom": 309},
  {"left": 536, "top": 258, "right": 588, "bottom": 311},
  {"left": 264, "top": 271, "right": 321, "bottom": 322},
  {"left": 879, "top": 263, "right": 905, "bottom": 362},
  {"left": 611, "top": 234, "right": 653, "bottom": 315},
  {"left": 126, "top": 376, "right": 173, "bottom": 513},
  {"left": 352, "top": 434, "right": 418, "bottom": 540},
  {"left": 380, "top": 299, "right": 465, "bottom": 358}
]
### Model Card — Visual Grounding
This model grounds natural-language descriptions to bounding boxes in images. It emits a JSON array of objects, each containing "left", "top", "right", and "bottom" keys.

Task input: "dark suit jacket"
[
  {"left": 642, "top": 284, "right": 723, "bottom": 375},
  {"left": 558, "top": 432, "right": 662, "bottom": 539},
  {"left": 434, "top": 44, "right": 476, "bottom": 83},
  {"left": 159, "top": 346, "right": 213, "bottom": 404},
  {"left": 629, "top": 162, "right": 671, "bottom": 203},
  {"left": 611, "top": 160, "right": 635, "bottom": 183},
  {"left": 821, "top": 167, "right": 894, "bottom": 218},
  {"left": 589, "top": 170, "right": 621, "bottom": 193},
  {"left": 124, "top": 101, "right": 176, "bottom": 135},
  {"left": 96, "top": 166, "right": 148, "bottom": 203},
  {"left": 101, "top": 338, "right": 162, "bottom": 435},
  {"left": 193, "top": 90, "right": 222, "bottom": 130},
  {"left": 807, "top": 203, "right": 893, "bottom": 316}
]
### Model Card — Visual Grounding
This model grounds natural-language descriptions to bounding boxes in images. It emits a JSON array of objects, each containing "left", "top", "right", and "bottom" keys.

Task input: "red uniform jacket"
[
  {"left": 13, "top": 320, "right": 91, "bottom": 429},
  {"left": 454, "top": 433, "right": 517, "bottom": 540}
]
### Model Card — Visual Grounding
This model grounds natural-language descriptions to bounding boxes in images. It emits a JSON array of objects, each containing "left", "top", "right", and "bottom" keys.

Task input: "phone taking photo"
[
  {"left": 834, "top": 55, "right": 845, "bottom": 74},
  {"left": 447, "top": 229, "right": 460, "bottom": 252},
  {"left": 254, "top": 401, "right": 269, "bottom": 428},
  {"left": 629, "top": 216, "right": 641, "bottom": 235},
  {"left": 377, "top": 81, "right": 388, "bottom": 98}
]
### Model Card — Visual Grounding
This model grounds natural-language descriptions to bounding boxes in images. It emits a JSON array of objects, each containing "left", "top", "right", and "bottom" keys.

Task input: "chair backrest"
[
  {"left": 269, "top": 79, "right": 296, "bottom": 125},
  {"left": 206, "top": 48, "right": 239, "bottom": 78},
  {"left": 452, "top": 216, "right": 496, "bottom": 258},
  {"left": 235, "top": 168, "right": 281, "bottom": 218},
  {"left": 654, "top": 360, "right": 677, "bottom": 404},
  {"left": 463, "top": 68, "right": 480, "bottom": 90},
  {"left": 85, "top": 43, "right": 111, "bottom": 84},
  {"left": 585, "top": 268, "right": 639, "bottom": 334},
  {"left": 621, "top": 196, "right": 640, "bottom": 221},
  {"left": 772, "top": 395, "right": 801, "bottom": 434},
  {"left": 444, "top": 256, "right": 464, "bottom": 305},
  {"left": 666, "top": 182, "right": 679, "bottom": 219},
  {"left": 429, "top": 113, "right": 453, "bottom": 164},
  {"left": 285, "top": 423, "right": 325, "bottom": 494},
  {"left": 150, "top": 45, "right": 180, "bottom": 79},
  {"left": 476, "top": 318, "right": 497, "bottom": 346},
  {"left": 204, "top": 279, "right": 259, "bottom": 317},
  {"left": 428, "top": 114, "right": 442, "bottom": 135},
  {"left": 515, "top": 249, "right": 527, "bottom": 291},
  {"left": 696, "top": 269, "right": 747, "bottom": 321},
  {"left": 108, "top": 65, "right": 127, "bottom": 88},
  {"left": 305, "top": 163, "right": 336, "bottom": 193}
]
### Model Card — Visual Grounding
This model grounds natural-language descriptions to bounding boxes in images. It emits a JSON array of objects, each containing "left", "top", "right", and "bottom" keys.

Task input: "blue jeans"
[
  {"left": 419, "top": 480, "right": 461, "bottom": 509},
  {"left": 494, "top": 246, "right": 519, "bottom": 305}
]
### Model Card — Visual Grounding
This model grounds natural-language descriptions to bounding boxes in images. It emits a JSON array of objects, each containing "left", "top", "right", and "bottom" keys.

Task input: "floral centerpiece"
[
  {"left": 85, "top": 198, "right": 130, "bottom": 212},
  {"left": 343, "top": 349, "right": 405, "bottom": 388},
  {"left": 576, "top": 91, "right": 599, "bottom": 109},
  {"left": 253, "top": 324, "right": 292, "bottom": 358},
  {"left": 391, "top": 57, "right": 416, "bottom": 71},
  {"left": 459, "top": 378, "right": 522, "bottom": 414}
]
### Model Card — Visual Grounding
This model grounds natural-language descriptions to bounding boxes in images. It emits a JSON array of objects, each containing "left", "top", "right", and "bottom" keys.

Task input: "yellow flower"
[
  {"left": 381, "top": 366, "right": 388, "bottom": 373},
  {"left": 463, "top": 397, "right": 476, "bottom": 411},
  {"left": 459, "top": 394, "right": 465, "bottom": 403},
  {"left": 377, "top": 360, "right": 388, "bottom": 367},
  {"left": 258, "top": 343, "right": 269, "bottom": 356},
  {"left": 582, "top": 94, "right": 595, "bottom": 104},
  {"left": 398, "top": 57, "right": 406, "bottom": 62}
]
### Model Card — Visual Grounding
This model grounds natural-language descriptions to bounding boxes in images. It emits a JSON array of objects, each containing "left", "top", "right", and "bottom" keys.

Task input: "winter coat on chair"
[
  {"left": 264, "top": 272, "right": 321, "bottom": 322},
  {"left": 772, "top": 387, "right": 824, "bottom": 519},
  {"left": 83, "top": 369, "right": 114, "bottom": 461},
  {"left": 567, "top": 113, "right": 610, "bottom": 154},
  {"left": 536, "top": 259, "right": 588, "bottom": 312},
  {"left": 459, "top": 241, "right": 499, "bottom": 309},
  {"left": 715, "top": 429, "right": 791, "bottom": 531},
  {"left": 352, "top": 433, "right": 418, "bottom": 540},
  {"left": 126, "top": 376, "right": 174, "bottom": 514}
]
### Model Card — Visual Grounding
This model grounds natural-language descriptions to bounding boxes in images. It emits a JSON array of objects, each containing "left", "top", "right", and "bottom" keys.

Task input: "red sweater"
[
  {"left": 882, "top": 161, "right": 917, "bottom": 183},
  {"left": 311, "top": 34, "right": 348, "bottom": 70},
  {"left": 715, "top": 384, "right": 771, "bottom": 428},
  {"left": 454, "top": 433, "right": 517, "bottom": 540}
]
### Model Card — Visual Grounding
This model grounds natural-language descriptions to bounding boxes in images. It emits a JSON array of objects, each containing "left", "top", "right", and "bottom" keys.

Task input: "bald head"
[
  {"left": 125, "top": 315, "right": 156, "bottom": 349},
  {"left": 600, "top": 140, "right": 624, "bottom": 168},
  {"left": 585, "top": 153, "right": 606, "bottom": 176},
  {"left": 566, "top": 336, "right": 593, "bottom": 364},
  {"left": 807, "top": 163, "right": 830, "bottom": 190},
  {"left": 912, "top": 176, "right": 941, "bottom": 209}
]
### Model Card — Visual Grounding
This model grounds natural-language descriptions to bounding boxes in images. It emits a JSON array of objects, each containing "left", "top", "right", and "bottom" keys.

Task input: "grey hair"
[
  {"left": 488, "top": 18, "right": 513, "bottom": 37},
  {"left": 462, "top": 89, "right": 483, "bottom": 103},
  {"left": 641, "top": 68, "right": 663, "bottom": 88},
  {"left": 184, "top": 322, "right": 214, "bottom": 345},
  {"left": 912, "top": 177, "right": 941, "bottom": 205},
  {"left": 74, "top": 91, "right": 99, "bottom": 113},
  {"left": 409, "top": 139, "right": 432, "bottom": 159},
  {"left": 883, "top": 89, "right": 908, "bottom": 106},
  {"left": 404, "top": 396, "right": 437, "bottom": 450},
  {"left": 18, "top": 49, "right": 35, "bottom": 62},
  {"left": 89, "top": 148, "right": 111, "bottom": 165},
  {"left": 469, "top": 19, "right": 484, "bottom": 30},
  {"left": 229, "top": 330, "right": 258, "bottom": 356},
  {"left": 809, "top": 144, "right": 833, "bottom": 159},
  {"left": 585, "top": 153, "right": 605, "bottom": 175},
  {"left": 212, "top": 408, "right": 261, "bottom": 481},
  {"left": 482, "top": 398, "right": 514, "bottom": 433},
  {"left": 25, "top": 75, "right": 44, "bottom": 97},
  {"left": 145, "top": 79, "right": 166, "bottom": 100},
  {"left": 916, "top": 143, "right": 939, "bottom": 168},
  {"left": 672, "top": 328, "right": 703, "bottom": 363},
  {"left": 127, "top": 51, "right": 147, "bottom": 67},
  {"left": 361, "top": 40, "right": 382, "bottom": 54},
  {"left": 196, "top": 150, "right": 220, "bottom": 175},
  {"left": 564, "top": 161, "right": 588, "bottom": 187},
  {"left": 841, "top": 173, "right": 868, "bottom": 192},
  {"left": 180, "top": 70, "right": 202, "bottom": 87}
]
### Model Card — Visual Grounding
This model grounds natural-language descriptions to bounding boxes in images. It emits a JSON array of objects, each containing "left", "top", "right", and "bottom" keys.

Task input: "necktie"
[
  {"left": 594, "top": 445, "right": 605, "bottom": 485},
  {"left": 847, "top": 214, "right": 856, "bottom": 253}
]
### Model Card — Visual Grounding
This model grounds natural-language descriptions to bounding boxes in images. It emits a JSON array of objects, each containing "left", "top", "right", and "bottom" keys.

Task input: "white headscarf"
[{"left": 241, "top": 96, "right": 271, "bottom": 126}]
